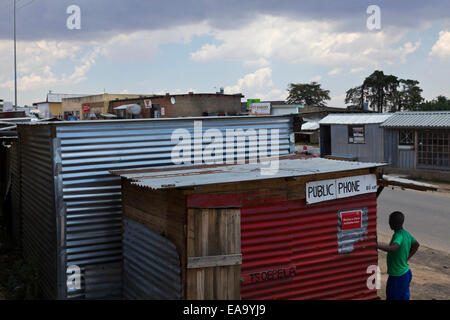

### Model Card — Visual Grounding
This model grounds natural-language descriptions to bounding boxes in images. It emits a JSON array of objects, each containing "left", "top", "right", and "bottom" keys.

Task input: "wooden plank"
[
  {"left": 216, "top": 266, "right": 227, "bottom": 300},
  {"left": 187, "top": 209, "right": 195, "bottom": 257},
  {"left": 201, "top": 209, "right": 209, "bottom": 256},
  {"left": 187, "top": 254, "right": 242, "bottom": 269},
  {"left": 186, "top": 269, "right": 196, "bottom": 299},
  {"left": 208, "top": 209, "right": 218, "bottom": 255},
  {"left": 204, "top": 267, "right": 214, "bottom": 299},
  {"left": 196, "top": 269, "right": 205, "bottom": 300}
]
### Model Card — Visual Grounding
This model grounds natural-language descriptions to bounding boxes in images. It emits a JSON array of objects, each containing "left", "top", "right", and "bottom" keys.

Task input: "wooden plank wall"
[
  {"left": 183, "top": 168, "right": 377, "bottom": 205},
  {"left": 186, "top": 208, "right": 241, "bottom": 300}
]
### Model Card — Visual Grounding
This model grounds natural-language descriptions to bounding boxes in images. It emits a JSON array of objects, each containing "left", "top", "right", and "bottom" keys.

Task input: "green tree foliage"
[
  {"left": 345, "top": 70, "right": 423, "bottom": 112},
  {"left": 414, "top": 95, "right": 450, "bottom": 111},
  {"left": 286, "top": 82, "right": 331, "bottom": 107}
]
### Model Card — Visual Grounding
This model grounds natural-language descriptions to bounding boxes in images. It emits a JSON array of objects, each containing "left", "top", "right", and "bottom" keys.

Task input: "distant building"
[
  {"left": 381, "top": 111, "right": 450, "bottom": 171},
  {"left": 320, "top": 111, "right": 450, "bottom": 174},
  {"left": 62, "top": 93, "right": 147, "bottom": 120},
  {"left": 33, "top": 93, "right": 88, "bottom": 119},
  {"left": 319, "top": 113, "right": 393, "bottom": 162},
  {"left": 110, "top": 93, "right": 244, "bottom": 119}
]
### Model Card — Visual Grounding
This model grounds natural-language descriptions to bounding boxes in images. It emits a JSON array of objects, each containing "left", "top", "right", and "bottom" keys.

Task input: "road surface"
[{"left": 377, "top": 188, "right": 450, "bottom": 252}]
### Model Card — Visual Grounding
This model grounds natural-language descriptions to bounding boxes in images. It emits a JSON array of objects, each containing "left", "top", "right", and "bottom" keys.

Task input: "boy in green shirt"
[{"left": 377, "top": 211, "right": 420, "bottom": 300}]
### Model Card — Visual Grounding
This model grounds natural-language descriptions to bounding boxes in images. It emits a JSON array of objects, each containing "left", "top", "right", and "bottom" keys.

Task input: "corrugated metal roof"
[
  {"left": 301, "top": 121, "right": 320, "bottom": 131},
  {"left": 319, "top": 113, "right": 393, "bottom": 125},
  {"left": 113, "top": 157, "right": 385, "bottom": 190},
  {"left": 380, "top": 111, "right": 450, "bottom": 128}
]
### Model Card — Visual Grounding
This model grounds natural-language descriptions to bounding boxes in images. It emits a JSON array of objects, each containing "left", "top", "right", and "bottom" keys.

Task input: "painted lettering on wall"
[{"left": 243, "top": 266, "right": 296, "bottom": 285}]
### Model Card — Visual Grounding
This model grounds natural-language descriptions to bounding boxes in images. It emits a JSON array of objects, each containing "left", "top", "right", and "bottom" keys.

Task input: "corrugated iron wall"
[
  {"left": 9, "top": 142, "right": 22, "bottom": 246},
  {"left": 18, "top": 125, "right": 58, "bottom": 299},
  {"left": 240, "top": 193, "right": 377, "bottom": 300},
  {"left": 17, "top": 116, "right": 293, "bottom": 299},
  {"left": 330, "top": 124, "right": 384, "bottom": 162},
  {"left": 123, "top": 218, "right": 181, "bottom": 299},
  {"left": 383, "top": 129, "right": 415, "bottom": 169}
]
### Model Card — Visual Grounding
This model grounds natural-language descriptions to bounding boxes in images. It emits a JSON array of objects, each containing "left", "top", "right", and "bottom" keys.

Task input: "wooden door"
[{"left": 186, "top": 208, "right": 241, "bottom": 299}]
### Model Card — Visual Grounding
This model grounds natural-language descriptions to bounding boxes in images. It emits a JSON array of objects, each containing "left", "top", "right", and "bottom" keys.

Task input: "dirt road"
[{"left": 377, "top": 232, "right": 450, "bottom": 300}]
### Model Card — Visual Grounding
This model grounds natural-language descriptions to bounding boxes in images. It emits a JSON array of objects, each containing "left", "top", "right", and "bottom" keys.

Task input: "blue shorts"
[{"left": 386, "top": 269, "right": 412, "bottom": 300}]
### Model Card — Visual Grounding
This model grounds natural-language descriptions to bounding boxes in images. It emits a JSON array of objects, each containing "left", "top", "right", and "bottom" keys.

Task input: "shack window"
[
  {"left": 399, "top": 130, "right": 414, "bottom": 146},
  {"left": 348, "top": 125, "right": 365, "bottom": 144},
  {"left": 417, "top": 130, "right": 450, "bottom": 168}
]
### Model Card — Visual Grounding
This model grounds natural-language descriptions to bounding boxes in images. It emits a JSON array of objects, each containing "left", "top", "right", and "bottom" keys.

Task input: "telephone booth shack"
[{"left": 112, "top": 156, "right": 385, "bottom": 300}]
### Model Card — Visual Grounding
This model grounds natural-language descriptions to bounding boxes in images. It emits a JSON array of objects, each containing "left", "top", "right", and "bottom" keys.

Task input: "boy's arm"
[
  {"left": 377, "top": 242, "right": 400, "bottom": 253},
  {"left": 408, "top": 241, "right": 420, "bottom": 260}
]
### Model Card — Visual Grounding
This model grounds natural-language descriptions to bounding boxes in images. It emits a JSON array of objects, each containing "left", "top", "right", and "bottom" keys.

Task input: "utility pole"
[{"left": 14, "top": 0, "right": 17, "bottom": 109}]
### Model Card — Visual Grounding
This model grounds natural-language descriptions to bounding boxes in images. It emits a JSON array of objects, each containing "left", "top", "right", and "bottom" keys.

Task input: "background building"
[
  {"left": 319, "top": 113, "right": 393, "bottom": 162},
  {"left": 62, "top": 93, "right": 147, "bottom": 120},
  {"left": 381, "top": 111, "right": 450, "bottom": 171},
  {"left": 33, "top": 92, "right": 88, "bottom": 119},
  {"left": 110, "top": 92, "right": 244, "bottom": 118}
]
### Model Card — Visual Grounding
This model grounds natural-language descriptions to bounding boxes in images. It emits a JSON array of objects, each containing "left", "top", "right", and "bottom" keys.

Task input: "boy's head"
[{"left": 389, "top": 211, "right": 404, "bottom": 231}]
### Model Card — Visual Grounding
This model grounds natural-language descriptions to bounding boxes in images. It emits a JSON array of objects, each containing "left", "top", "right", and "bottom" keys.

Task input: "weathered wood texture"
[
  {"left": 184, "top": 168, "right": 374, "bottom": 207},
  {"left": 186, "top": 208, "right": 241, "bottom": 300}
]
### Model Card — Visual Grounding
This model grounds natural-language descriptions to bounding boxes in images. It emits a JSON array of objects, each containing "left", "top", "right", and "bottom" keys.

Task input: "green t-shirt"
[{"left": 387, "top": 229, "right": 417, "bottom": 276}]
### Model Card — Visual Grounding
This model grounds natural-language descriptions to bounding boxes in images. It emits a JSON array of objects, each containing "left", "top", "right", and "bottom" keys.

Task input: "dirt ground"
[{"left": 377, "top": 232, "right": 450, "bottom": 300}]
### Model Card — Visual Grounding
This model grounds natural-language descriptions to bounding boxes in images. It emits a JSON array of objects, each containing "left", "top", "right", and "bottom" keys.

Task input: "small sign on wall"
[
  {"left": 249, "top": 102, "right": 271, "bottom": 115},
  {"left": 339, "top": 210, "right": 363, "bottom": 231}
]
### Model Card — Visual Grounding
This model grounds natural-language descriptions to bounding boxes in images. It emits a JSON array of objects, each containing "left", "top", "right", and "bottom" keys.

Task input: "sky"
[{"left": 0, "top": 0, "right": 449, "bottom": 107}]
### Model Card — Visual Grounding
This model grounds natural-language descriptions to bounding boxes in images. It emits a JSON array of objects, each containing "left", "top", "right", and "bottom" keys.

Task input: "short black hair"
[{"left": 389, "top": 211, "right": 404, "bottom": 228}]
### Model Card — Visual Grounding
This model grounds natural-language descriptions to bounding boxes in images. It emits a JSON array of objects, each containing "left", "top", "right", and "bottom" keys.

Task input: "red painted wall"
[{"left": 240, "top": 193, "right": 378, "bottom": 300}]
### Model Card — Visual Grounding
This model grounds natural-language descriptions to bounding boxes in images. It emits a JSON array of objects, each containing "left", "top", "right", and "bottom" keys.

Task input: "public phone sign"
[
  {"left": 306, "top": 174, "right": 377, "bottom": 204},
  {"left": 340, "top": 210, "right": 363, "bottom": 230}
]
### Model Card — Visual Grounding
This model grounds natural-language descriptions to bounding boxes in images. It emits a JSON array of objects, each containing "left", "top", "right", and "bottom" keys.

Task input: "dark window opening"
[{"left": 399, "top": 130, "right": 414, "bottom": 146}]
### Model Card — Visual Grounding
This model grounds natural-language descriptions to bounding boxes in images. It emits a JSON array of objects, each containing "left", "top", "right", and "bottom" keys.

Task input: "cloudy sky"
[{"left": 0, "top": 0, "right": 449, "bottom": 107}]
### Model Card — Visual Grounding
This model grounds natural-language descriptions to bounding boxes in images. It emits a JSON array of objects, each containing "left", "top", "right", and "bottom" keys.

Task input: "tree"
[
  {"left": 415, "top": 95, "right": 450, "bottom": 111},
  {"left": 345, "top": 85, "right": 365, "bottom": 110},
  {"left": 345, "top": 70, "right": 423, "bottom": 113},
  {"left": 286, "top": 82, "right": 331, "bottom": 107},
  {"left": 363, "top": 70, "right": 399, "bottom": 113},
  {"left": 390, "top": 79, "right": 423, "bottom": 112}
]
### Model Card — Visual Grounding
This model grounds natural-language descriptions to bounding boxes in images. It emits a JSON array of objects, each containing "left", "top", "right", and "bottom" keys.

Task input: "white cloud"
[
  {"left": 99, "top": 23, "right": 210, "bottom": 61},
  {"left": 224, "top": 67, "right": 286, "bottom": 101},
  {"left": 224, "top": 67, "right": 273, "bottom": 94},
  {"left": 328, "top": 68, "right": 341, "bottom": 75},
  {"left": 0, "top": 23, "right": 209, "bottom": 99},
  {"left": 328, "top": 93, "right": 347, "bottom": 108},
  {"left": 350, "top": 67, "right": 366, "bottom": 73},
  {"left": 191, "top": 15, "right": 420, "bottom": 68},
  {"left": 430, "top": 30, "right": 450, "bottom": 59},
  {"left": 310, "top": 75, "right": 322, "bottom": 82}
]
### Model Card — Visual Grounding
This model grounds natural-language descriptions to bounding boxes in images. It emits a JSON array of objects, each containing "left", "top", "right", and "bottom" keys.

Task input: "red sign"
[
  {"left": 83, "top": 104, "right": 90, "bottom": 113},
  {"left": 340, "top": 210, "right": 362, "bottom": 230}
]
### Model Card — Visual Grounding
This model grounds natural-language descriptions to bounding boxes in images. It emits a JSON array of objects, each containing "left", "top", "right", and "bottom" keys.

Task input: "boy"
[{"left": 377, "top": 211, "right": 420, "bottom": 300}]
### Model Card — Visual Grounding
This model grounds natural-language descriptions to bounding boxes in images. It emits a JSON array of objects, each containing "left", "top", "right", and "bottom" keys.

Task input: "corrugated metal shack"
[
  {"left": 113, "top": 156, "right": 385, "bottom": 300},
  {"left": 319, "top": 114, "right": 393, "bottom": 162},
  {"left": 12, "top": 115, "right": 294, "bottom": 299},
  {"left": 381, "top": 111, "right": 450, "bottom": 171}
]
